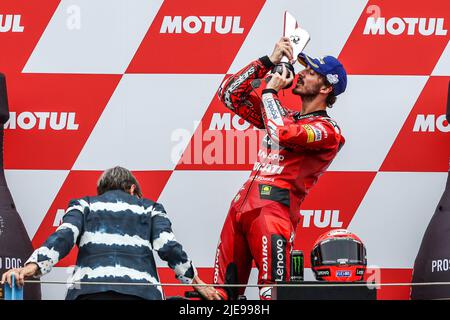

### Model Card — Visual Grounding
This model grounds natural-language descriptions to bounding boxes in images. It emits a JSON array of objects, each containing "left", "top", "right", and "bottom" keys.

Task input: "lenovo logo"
[
  {"left": 0, "top": 14, "right": 24, "bottom": 32},
  {"left": 160, "top": 16, "right": 244, "bottom": 34},
  {"left": 273, "top": 236, "right": 286, "bottom": 282},
  {"left": 363, "top": 17, "right": 447, "bottom": 36},
  {"left": 4, "top": 112, "right": 79, "bottom": 130},
  {"left": 413, "top": 114, "right": 449, "bottom": 133}
]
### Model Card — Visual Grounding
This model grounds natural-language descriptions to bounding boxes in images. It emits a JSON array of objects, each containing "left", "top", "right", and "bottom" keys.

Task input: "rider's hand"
[
  {"left": 191, "top": 276, "right": 222, "bottom": 300},
  {"left": 269, "top": 37, "right": 294, "bottom": 65},
  {"left": 266, "top": 64, "right": 294, "bottom": 92},
  {"left": 1, "top": 263, "right": 39, "bottom": 288}
]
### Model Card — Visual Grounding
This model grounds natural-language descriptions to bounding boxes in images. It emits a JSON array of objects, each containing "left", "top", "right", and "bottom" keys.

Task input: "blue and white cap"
[{"left": 298, "top": 53, "right": 347, "bottom": 96}]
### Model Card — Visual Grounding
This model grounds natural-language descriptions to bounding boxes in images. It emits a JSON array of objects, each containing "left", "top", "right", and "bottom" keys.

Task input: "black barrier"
[
  {"left": 411, "top": 81, "right": 450, "bottom": 300},
  {"left": 0, "top": 73, "right": 41, "bottom": 300}
]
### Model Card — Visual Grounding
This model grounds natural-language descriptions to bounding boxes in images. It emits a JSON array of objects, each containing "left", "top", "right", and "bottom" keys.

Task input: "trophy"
[{"left": 272, "top": 11, "right": 311, "bottom": 88}]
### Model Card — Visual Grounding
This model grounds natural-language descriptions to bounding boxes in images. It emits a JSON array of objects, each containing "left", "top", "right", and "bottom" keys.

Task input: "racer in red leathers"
[{"left": 213, "top": 37, "right": 347, "bottom": 300}]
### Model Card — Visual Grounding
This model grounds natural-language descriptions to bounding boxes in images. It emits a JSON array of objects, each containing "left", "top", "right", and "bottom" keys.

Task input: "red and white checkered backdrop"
[{"left": 1, "top": 0, "right": 449, "bottom": 299}]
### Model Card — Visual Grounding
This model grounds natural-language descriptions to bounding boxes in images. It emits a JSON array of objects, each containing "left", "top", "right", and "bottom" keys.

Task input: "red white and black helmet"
[{"left": 311, "top": 229, "right": 367, "bottom": 282}]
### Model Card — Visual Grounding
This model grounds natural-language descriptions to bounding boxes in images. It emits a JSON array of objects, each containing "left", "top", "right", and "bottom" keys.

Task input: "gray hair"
[{"left": 97, "top": 166, "right": 142, "bottom": 197}]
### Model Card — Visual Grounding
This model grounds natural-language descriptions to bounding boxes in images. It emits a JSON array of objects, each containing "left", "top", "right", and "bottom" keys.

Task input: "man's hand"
[
  {"left": 269, "top": 37, "right": 294, "bottom": 65},
  {"left": 191, "top": 275, "right": 222, "bottom": 300},
  {"left": 266, "top": 64, "right": 294, "bottom": 92},
  {"left": 1, "top": 263, "right": 39, "bottom": 288}
]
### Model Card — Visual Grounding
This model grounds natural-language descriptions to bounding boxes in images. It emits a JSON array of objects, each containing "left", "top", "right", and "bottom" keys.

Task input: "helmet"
[{"left": 311, "top": 229, "right": 367, "bottom": 282}]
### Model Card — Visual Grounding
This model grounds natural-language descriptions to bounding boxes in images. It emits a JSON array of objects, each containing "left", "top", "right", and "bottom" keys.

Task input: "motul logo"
[
  {"left": 160, "top": 16, "right": 244, "bottom": 34},
  {"left": 363, "top": 17, "right": 447, "bottom": 36},
  {"left": 4, "top": 112, "right": 79, "bottom": 130},
  {"left": 413, "top": 114, "right": 449, "bottom": 132},
  {"left": 300, "top": 210, "right": 343, "bottom": 228},
  {"left": 209, "top": 113, "right": 256, "bottom": 131},
  {"left": 0, "top": 14, "right": 24, "bottom": 32}
]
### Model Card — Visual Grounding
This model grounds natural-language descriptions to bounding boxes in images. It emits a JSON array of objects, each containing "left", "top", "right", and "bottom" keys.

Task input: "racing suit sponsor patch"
[
  {"left": 271, "top": 235, "right": 286, "bottom": 282},
  {"left": 336, "top": 270, "right": 352, "bottom": 277},
  {"left": 314, "top": 122, "right": 328, "bottom": 139},
  {"left": 262, "top": 94, "right": 284, "bottom": 126},
  {"left": 258, "top": 184, "right": 290, "bottom": 207},
  {"left": 311, "top": 125, "right": 323, "bottom": 142},
  {"left": 302, "top": 124, "right": 315, "bottom": 143},
  {"left": 260, "top": 185, "right": 272, "bottom": 196}
]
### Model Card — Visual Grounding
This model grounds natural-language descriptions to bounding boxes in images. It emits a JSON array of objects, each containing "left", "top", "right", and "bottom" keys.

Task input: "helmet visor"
[{"left": 313, "top": 239, "right": 365, "bottom": 266}]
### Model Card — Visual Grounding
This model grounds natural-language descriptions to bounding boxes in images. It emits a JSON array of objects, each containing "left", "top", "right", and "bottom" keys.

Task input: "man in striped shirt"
[{"left": 2, "top": 166, "right": 221, "bottom": 300}]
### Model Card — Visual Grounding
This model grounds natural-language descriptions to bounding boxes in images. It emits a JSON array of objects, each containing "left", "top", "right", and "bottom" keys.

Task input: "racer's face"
[{"left": 292, "top": 66, "right": 330, "bottom": 97}]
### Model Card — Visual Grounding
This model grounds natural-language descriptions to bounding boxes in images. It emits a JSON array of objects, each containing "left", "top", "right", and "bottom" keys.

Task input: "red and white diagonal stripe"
[{"left": 1, "top": 0, "right": 449, "bottom": 300}]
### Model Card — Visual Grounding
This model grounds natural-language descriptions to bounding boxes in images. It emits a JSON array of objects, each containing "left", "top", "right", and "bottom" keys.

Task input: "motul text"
[
  {"left": 160, "top": 16, "right": 244, "bottom": 34},
  {"left": 300, "top": 210, "right": 343, "bottom": 228},
  {"left": 413, "top": 114, "right": 450, "bottom": 132},
  {"left": 363, "top": 17, "right": 447, "bottom": 36},
  {"left": 4, "top": 112, "right": 79, "bottom": 130},
  {"left": 210, "top": 113, "right": 257, "bottom": 131},
  {"left": 0, "top": 14, "right": 24, "bottom": 32}
]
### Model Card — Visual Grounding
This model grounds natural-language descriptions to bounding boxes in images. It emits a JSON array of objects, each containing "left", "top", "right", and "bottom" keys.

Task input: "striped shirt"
[{"left": 26, "top": 190, "right": 197, "bottom": 300}]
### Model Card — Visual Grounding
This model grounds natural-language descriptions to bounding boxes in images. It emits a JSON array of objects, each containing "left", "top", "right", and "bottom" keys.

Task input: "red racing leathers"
[{"left": 213, "top": 56, "right": 345, "bottom": 300}]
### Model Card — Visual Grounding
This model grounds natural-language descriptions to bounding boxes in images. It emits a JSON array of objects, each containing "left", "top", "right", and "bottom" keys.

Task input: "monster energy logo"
[{"left": 291, "top": 251, "right": 303, "bottom": 280}]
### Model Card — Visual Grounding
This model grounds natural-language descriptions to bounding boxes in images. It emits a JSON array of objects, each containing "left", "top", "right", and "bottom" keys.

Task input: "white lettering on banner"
[
  {"left": 213, "top": 247, "right": 220, "bottom": 283},
  {"left": 363, "top": 17, "right": 447, "bottom": 36},
  {"left": 52, "top": 209, "right": 66, "bottom": 227},
  {"left": 160, "top": 16, "right": 244, "bottom": 34},
  {"left": 0, "top": 14, "right": 24, "bottom": 32},
  {"left": 0, "top": 257, "right": 23, "bottom": 269},
  {"left": 4, "top": 112, "right": 80, "bottom": 130},
  {"left": 300, "top": 210, "right": 343, "bottom": 228},
  {"left": 431, "top": 259, "right": 450, "bottom": 272},
  {"left": 413, "top": 114, "right": 450, "bottom": 132},
  {"left": 262, "top": 236, "right": 268, "bottom": 280},
  {"left": 209, "top": 113, "right": 254, "bottom": 131}
]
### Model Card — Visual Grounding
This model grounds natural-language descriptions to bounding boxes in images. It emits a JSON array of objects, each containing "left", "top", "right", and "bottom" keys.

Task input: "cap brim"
[{"left": 297, "top": 53, "right": 324, "bottom": 76}]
